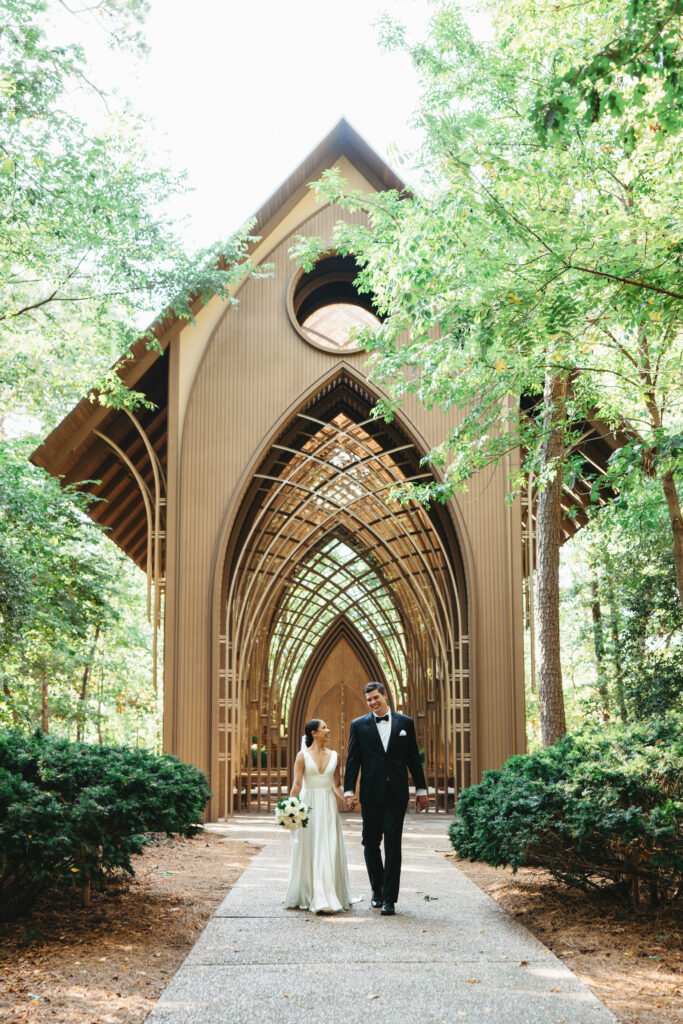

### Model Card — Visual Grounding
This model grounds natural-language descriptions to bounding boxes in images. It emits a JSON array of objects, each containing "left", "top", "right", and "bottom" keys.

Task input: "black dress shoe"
[
  {"left": 381, "top": 901, "right": 395, "bottom": 916},
  {"left": 371, "top": 893, "right": 382, "bottom": 908}
]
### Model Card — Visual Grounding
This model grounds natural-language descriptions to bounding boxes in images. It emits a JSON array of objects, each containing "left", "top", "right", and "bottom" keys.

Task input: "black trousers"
[{"left": 361, "top": 791, "right": 408, "bottom": 904}]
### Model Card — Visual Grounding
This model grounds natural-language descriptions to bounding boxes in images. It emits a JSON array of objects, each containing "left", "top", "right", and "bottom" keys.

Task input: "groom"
[{"left": 344, "top": 681, "right": 428, "bottom": 916}]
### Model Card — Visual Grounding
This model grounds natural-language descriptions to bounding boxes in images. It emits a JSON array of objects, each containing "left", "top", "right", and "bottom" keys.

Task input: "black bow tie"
[{"left": 374, "top": 714, "right": 389, "bottom": 723}]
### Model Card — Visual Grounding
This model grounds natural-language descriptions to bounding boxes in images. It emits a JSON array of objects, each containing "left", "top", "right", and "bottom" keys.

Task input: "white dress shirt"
[
  {"left": 374, "top": 708, "right": 392, "bottom": 751},
  {"left": 344, "top": 709, "right": 427, "bottom": 797}
]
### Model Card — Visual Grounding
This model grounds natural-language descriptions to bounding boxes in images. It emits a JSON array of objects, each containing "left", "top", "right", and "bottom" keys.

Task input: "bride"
[{"left": 283, "top": 718, "right": 352, "bottom": 914}]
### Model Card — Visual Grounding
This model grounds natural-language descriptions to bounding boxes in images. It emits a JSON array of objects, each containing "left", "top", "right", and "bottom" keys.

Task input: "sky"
[{"left": 61, "top": 0, "right": 437, "bottom": 253}]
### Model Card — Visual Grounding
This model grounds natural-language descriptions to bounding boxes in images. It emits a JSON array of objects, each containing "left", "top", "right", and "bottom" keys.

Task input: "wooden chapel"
[{"left": 34, "top": 119, "right": 617, "bottom": 820}]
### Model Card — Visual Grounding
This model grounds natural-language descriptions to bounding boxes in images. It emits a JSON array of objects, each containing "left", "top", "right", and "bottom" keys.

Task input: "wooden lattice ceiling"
[{"left": 227, "top": 404, "right": 465, "bottom": 712}]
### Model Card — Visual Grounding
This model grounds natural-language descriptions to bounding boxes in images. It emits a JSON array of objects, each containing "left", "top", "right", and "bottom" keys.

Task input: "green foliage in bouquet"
[
  {"left": 0, "top": 729, "right": 211, "bottom": 919},
  {"left": 449, "top": 715, "right": 682, "bottom": 906},
  {"left": 275, "top": 796, "right": 311, "bottom": 830}
]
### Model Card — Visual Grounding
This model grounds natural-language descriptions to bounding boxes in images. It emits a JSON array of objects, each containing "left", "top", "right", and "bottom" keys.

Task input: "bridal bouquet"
[{"left": 275, "top": 796, "right": 311, "bottom": 830}]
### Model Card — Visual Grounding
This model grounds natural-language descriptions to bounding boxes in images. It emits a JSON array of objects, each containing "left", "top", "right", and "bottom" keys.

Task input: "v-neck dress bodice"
[
  {"left": 283, "top": 749, "right": 351, "bottom": 914},
  {"left": 301, "top": 749, "right": 336, "bottom": 788}
]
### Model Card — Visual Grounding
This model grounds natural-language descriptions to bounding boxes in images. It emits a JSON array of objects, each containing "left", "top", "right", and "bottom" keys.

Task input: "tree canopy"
[
  {"left": 0, "top": 0, "right": 269, "bottom": 744},
  {"left": 292, "top": 0, "right": 683, "bottom": 741},
  {"left": 0, "top": 0, "right": 265, "bottom": 425}
]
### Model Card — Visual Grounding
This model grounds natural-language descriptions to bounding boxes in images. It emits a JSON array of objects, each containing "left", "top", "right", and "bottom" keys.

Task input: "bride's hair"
[{"left": 304, "top": 719, "right": 322, "bottom": 747}]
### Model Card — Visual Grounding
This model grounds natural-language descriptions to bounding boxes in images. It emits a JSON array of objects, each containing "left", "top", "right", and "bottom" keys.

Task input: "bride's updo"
[{"left": 304, "top": 719, "right": 322, "bottom": 747}]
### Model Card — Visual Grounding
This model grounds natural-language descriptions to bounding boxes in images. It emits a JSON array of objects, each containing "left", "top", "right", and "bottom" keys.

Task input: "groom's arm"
[
  {"left": 343, "top": 720, "right": 361, "bottom": 802},
  {"left": 406, "top": 718, "right": 428, "bottom": 809}
]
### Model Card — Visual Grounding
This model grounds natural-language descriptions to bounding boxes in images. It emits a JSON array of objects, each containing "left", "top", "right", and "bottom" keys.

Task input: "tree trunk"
[
  {"left": 590, "top": 572, "right": 610, "bottom": 721},
  {"left": 640, "top": 358, "right": 683, "bottom": 610},
  {"left": 40, "top": 678, "right": 49, "bottom": 735},
  {"left": 76, "top": 625, "right": 100, "bottom": 742},
  {"left": 606, "top": 590, "right": 627, "bottom": 722},
  {"left": 536, "top": 371, "right": 568, "bottom": 746},
  {"left": 661, "top": 470, "right": 683, "bottom": 610},
  {"left": 97, "top": 673, "right": 104, "bottom": 745},
  {"left": 3, "top": 682, "right": 19, "bottom": 725}
]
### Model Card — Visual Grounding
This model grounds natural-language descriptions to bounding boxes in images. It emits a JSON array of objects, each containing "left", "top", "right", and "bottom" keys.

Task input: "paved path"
[{"left": 147, "top": 814, "right": 618, "bottom": 1024}]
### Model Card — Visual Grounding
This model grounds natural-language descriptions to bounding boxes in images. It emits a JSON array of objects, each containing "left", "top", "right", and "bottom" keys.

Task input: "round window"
[{"left": 289, "top": 254, "right": 381, "bottom": 353}]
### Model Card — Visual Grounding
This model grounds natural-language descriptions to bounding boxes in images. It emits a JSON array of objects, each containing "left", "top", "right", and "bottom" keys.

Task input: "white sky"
[{"left": 69, "top": 0, "right": 436, "bottom": 252}]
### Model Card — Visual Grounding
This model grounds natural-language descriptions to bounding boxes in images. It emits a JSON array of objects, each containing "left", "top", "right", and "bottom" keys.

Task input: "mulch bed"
[
  {"left": 0, "top": 832, "right": 260, "bottom": 1024},
  {"left": 448, "top": 855, "right": 683, "bottom": 1024}
]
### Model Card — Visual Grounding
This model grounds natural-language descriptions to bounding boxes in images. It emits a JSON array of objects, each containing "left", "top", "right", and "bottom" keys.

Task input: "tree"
[
  {"left": 292, "top": 0, "right": 683, "bottom": 744},
  {"left": 0, "top": 1, "right": 273, "bottom": 745},
  {"left": 0, "top": 439, "right": 117, "bottom": 732},
  {"left": 562, "top": 482, "right": 683, "bottom": 724},
  {"left": 488, "top": 0, "right": 683, "bottom": 609},
  {"left": 0, "top": 438, "right": 162, "bottom": 746},
  {"left": 0, "top": 0, "right": 266, "bottom": 427},
  {"left": 529, "top": 0, "right": 683, "bottom": 145}
]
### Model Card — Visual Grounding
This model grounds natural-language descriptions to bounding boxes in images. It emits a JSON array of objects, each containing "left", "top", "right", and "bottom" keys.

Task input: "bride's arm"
[
  {"left": 290, "top": 751, "right": 305, "bottom": 797},
  {"left": 332, "top": 757, "right": 345, "bottom": 801}
]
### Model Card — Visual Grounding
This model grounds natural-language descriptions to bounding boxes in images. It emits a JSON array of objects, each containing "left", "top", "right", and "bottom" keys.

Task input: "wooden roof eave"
[{"left": 31, "top": 313, "right": 178, "bottom": 479}]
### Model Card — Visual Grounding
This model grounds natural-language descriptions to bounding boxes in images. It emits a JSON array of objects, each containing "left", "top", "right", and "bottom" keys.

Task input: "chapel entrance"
[
  {"left": 289, "top": 616, "right": 391, "bottom": 808},
  {"left": 300, "top": 640, "right": 374, "bottom": 763}
]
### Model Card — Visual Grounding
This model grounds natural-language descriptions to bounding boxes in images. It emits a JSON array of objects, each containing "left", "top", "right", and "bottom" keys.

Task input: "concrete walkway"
[{"left": 147, "top": 814, "right": 618, "bottom": 1024}]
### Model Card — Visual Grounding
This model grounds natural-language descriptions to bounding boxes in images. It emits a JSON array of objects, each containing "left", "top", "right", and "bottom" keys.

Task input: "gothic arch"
[
  {"left": 288, "top": 614, "right": 389, "bottom": 768},
  {"left": 212, "top": 364, "right": 474, "bottom": 816}
]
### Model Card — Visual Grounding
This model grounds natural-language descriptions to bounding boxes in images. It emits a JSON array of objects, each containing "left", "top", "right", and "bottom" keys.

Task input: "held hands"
[
  {"left": 344, "top": 795, "right": 358, "bottom": 811},
  {"left": 416, "top": 794, "right": 428, "bottom": 813}
]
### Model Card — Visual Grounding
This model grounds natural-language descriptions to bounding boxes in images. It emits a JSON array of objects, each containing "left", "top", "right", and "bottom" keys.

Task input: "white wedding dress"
[{"left": 283, "top": 749, "right": 351, "bottom": 914}]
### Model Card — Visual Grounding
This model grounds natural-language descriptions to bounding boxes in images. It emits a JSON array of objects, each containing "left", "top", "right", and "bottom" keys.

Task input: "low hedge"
[
  {"left": 0, "top": 729, "right": 211, "bottom": 919},
  {"left": 449, "top": 715, "right": 682, "bottom": 905}
]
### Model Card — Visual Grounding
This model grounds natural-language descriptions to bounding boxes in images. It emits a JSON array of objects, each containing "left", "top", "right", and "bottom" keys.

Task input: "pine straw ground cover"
[
  {"left": 449, "top": 855, "right": 683, "bottom": 1024},
  {"left": 0, "top": 832, "right": 260, "bottom": 1024}
]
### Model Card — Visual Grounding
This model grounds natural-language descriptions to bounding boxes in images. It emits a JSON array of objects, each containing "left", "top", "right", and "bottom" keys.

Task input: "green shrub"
[
  {"left": 0, "top": 729, "right": 211, "bottom": 919},
  {"left": 250, "top": 744, "right": 268, "bottom": 768},
  {"left": 449, "top": 715, "right": 683, "bottom": 905}
]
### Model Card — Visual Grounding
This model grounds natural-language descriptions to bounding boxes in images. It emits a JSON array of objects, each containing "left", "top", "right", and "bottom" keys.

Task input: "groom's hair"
[{"left": 364, "top": 681, "right": 386, "bottom": 696}]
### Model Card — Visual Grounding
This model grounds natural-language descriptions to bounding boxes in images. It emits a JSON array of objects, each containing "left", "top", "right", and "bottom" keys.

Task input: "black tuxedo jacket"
[{"left": 344, "top": 711, "right": 427, "bottom": 805}]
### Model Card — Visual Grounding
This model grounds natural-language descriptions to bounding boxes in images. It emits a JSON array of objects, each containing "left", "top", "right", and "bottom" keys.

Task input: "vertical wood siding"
[{"left": 170, "top": 201, "right": 524, "bottom": 809}]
